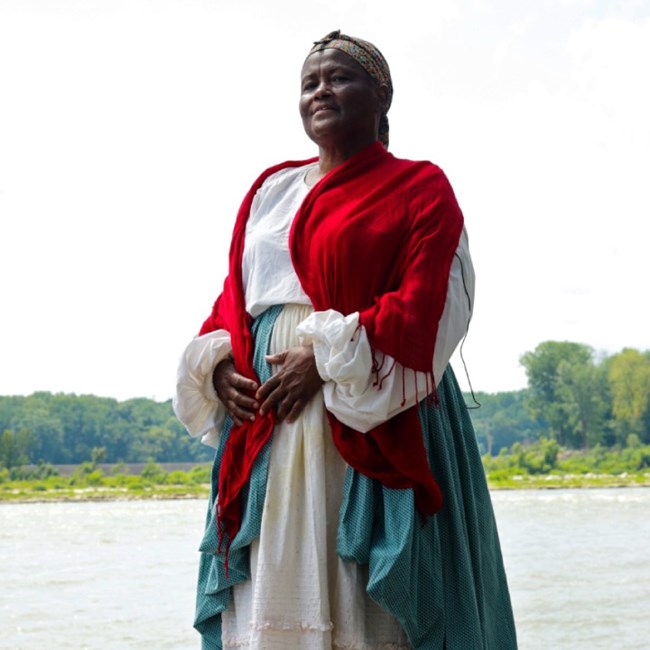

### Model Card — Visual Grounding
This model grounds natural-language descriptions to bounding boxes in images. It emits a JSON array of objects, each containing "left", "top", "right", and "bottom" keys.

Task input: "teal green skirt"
[{"left": 194, "top": 306, "right": 517, "bottom": 649}]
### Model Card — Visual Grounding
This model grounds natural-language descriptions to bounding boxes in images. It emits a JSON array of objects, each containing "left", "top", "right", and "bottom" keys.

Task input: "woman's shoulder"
[
  {"left": 247, "top": 161, "right": 317, "bottom": 223},
  {"left": 379, "top": 154, "right": 462, "bottom": 221},
  {"left": 383, "top": 153, "right": 456, "bottom": 200},
  {"left": 261, "top": 162, "right": 314, "bottom": 190},
  {"left": 389, "top": 151, "right": 447, "bottom": 178},
  {"left": 250, "top": 161, "right": 316, "bottom": 201}
]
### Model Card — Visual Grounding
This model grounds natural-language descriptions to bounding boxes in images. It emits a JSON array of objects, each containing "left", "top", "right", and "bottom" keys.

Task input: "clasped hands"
[{"left": 212, "top": 345, "right": 324, "bottom": 426}]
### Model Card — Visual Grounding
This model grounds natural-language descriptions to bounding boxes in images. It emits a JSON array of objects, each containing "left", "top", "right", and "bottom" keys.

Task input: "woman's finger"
[
  {"left": 226, "top": 398, "right": 257, "bottom": 424},
  {"left": 265, "top": 351, "right": 287, "bottom": 366},
  {"left": 284, "top": 397, "right": 306, "bottom": 424},
  {"left": 229, "top": 372, "right": 259, "bottom": 392},
  {"left": 275, "top": 396, "right": 292, "bottom": 422},
  {"left": 256, "top": 375, "right": 281, "bottom": 402},
  {"left": 226, "top": 387, "right": 258, "bottom": 411},
  {"left": 258, "top": 383, "right": 287, "bottom": 416},
  {"left": 214, "top": 360, "right": 259, "bottom": 395}
]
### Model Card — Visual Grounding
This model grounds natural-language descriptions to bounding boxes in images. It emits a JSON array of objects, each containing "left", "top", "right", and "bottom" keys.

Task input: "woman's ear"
[{"left": 376, "top": 85, "right": 390, "bottom": 112}]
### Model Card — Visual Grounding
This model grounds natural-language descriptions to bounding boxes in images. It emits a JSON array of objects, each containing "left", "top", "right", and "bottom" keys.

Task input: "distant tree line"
[
  {"left": 470, "top": 341, "right": 650, "bottom": 454},
  {"left": 0, "top": 392, "right": 212, "bottom": 468},
  {"left": 1, "top": 341, "right": 649, "bottom": 470}
]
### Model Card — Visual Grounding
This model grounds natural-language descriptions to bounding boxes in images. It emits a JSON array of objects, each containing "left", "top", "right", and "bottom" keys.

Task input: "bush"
[
  {"left": 484, "top": 468, "right": 521, "bottom": 482},
  {"left": 85, "top": 470, "right": 104, "bottom": 486},
  {"left": 165, "top": 470, "right": 191, "bottom": 485},
  {"left": 124, "top": 476, "right": 144, "bottom": 490},
  {"left": 481, "top": 439, "right": 650, "bottom": 477},
  {"left": 189, "top": 465, "right": 211, "bottom": 484},
  {"left": 70, "top": 465, "right": 104, "bottom": 486},
  {"left": 140, "top": 460, "right": 166, "bottom": 482}
]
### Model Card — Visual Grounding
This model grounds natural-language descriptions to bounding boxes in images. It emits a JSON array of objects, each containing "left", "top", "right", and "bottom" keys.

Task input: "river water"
[{"left": 1, "top": 489, "right": 649, "bottom": 649}]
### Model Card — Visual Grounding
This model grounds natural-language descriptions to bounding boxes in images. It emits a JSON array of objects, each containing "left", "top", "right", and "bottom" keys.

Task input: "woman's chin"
[{"left": 305, "top": 121, "right": 342, "bottom": 143}]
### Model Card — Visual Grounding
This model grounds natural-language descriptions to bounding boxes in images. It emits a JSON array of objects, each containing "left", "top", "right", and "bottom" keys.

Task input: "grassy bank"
[
  {"left": 3, "top": 474, "right": 648, "bottom": 503},
  {"left": 487, "top": 472, "right": 650, "bottom": 490},
  {"left": 2, "top": 453, "right": 650, "bottom": 502},
  {"left": 0, "top": 483, "right": 211, "bottom": 502},
  {"left": 0, "top": 461, "right": 212, "bottom": 503},
  {"left": 482, "top": 438, "right": 650, "bottom": 489}
]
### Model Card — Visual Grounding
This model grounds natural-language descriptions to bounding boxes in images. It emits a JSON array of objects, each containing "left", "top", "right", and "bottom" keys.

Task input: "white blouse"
[
  {"left": 242, "top": 164, "right": 315, "bottom": 317},
  {"left": 174, "top": 164, "right": 475, "bottom": 446}
]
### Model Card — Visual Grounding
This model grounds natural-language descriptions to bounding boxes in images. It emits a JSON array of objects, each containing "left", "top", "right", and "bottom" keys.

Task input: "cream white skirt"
[{"left": 221, "top": 304, "right": 410, "bottom": 650}]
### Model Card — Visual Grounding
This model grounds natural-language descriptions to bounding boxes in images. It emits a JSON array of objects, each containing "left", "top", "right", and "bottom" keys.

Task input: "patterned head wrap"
[{"left": 307, "top": 30, "right": 393, "bottom": 147}]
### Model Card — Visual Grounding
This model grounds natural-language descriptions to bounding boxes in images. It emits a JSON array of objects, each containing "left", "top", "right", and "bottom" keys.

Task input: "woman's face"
[{"left": 299, "top": 49, "right": 387, "bottom": 150}]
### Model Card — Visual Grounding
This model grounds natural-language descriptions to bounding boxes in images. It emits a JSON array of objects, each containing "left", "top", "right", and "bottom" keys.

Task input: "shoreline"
[{"left": 2, "top": 476, "right": 649, "bottom": 504}]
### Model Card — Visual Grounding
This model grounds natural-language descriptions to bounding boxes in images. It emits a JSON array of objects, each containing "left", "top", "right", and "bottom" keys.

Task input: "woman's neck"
[{"left": 307, "top": 138, "right": 378, "bottom": 186}]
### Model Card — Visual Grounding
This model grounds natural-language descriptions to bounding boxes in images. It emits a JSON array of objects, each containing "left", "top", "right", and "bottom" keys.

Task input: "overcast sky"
[{"left": 1, "top": 0, "right": 648, "bottom": 401}]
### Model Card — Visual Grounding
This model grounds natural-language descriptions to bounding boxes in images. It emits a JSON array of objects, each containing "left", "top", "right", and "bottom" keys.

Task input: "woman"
[{"left": 174, "top": 31, "right": 517, "bottom": 650}]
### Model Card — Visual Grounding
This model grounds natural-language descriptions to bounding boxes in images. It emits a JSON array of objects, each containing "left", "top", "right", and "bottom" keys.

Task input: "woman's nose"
[{"left": 313, "top": 79, "right": 331, "bottom": 97}]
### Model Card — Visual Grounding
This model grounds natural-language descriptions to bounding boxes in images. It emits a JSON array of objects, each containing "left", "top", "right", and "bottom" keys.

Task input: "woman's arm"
[{"left": 296, "top": 229, "right": 474, "bottom": 432}]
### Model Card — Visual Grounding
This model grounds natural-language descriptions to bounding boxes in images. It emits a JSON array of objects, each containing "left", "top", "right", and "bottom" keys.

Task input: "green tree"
[
  {"left": 555, "top": 359, "right": 609, "bottom": 448},
  {"left": 10, "top": 396, "right": 66, "bottom": 462},
  {"left": 466, "top": 390, "right": 545, "bottom": 455},
  {"left": 0, "top": 428, "right": 33, "bottom": 469},
  {"left": 607, "top": 349, "right": 650, "bottom": 443},
  {"left": 520, "top": 341, "right": 604, "bottom": 448}
]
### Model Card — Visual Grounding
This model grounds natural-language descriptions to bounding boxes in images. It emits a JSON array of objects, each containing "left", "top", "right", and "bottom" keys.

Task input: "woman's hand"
[
  {"left": 212, "top": 358, "right": 260, "bottom": 426},
  {"left": 257, "top": 345, "right": 324, "bottom": 423}
]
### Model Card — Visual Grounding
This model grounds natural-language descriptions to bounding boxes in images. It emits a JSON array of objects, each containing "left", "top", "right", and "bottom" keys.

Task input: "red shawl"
[{"left": 200, "top": 141, "right": 464, "bottom": 550}]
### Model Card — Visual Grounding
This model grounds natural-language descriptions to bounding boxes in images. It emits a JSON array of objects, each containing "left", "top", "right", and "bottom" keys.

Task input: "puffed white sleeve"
[
  {"left": 296, "top": 227, "right": 474, "bottom": 433},
  {"left": 172, "top": 330, "right": 233, "bottom": 448}
]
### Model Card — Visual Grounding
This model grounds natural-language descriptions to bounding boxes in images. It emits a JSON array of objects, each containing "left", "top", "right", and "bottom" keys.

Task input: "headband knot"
[{"left": 312, "top": 30, "right": 341, "bottom": 47}]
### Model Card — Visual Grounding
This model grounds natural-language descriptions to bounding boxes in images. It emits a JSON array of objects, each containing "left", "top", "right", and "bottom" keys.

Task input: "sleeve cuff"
[
  {"left": 296, "top": 309, "right": 372, "bottom": 390},
  {"left": 296, "top": 309, "right": 433, "bottom": 433},
  {"left": 172, "top": 330, "right": 232, "bottom": 448}
]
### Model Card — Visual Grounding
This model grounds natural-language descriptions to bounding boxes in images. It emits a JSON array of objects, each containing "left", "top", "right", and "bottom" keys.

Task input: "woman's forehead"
[{"left": 301, "top": 49, "right": 367, "bottom": 77}]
